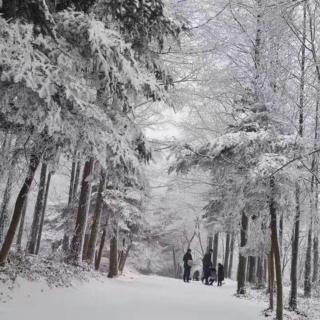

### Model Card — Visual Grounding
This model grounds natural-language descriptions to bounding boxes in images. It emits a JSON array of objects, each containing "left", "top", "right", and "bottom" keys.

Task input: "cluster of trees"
[
  {"left": 0, "top": 0, "right": 181, "bottom": 277},
  {"left": 167, "top": 0, "right": 320, "bottom": 319}
]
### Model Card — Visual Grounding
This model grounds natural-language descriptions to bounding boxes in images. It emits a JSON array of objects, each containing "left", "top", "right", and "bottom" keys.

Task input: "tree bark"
[
  {"left": 212, "top": 232, "right": 219, "bottom": 269},
  {"left": 86, "top": 169, "right": 106, "bottom": 264},
  {"left": 237, "top": 211, "right": 248, "bottom": 294},
  {"left": 0, "top": 154, "right": 39, "bottom": 265},
  {"left": 69, "top": 158, "right": 94, "bottom": 263},
  {"left": 119, "top": 240, "right": 132, "bottom": 274},
  {"left": 0, "top": 166, "right": 15, "bottom": 245},
  {"left": 268, "top": 251, "right": 274, "bottom": 311},
  {"left": 289, "top": 183, "right": 301, "bottom": 310},
  {"left": 62, "top": 153, "right": 77, "bottom": 252},
  {"left": 270, "top": 176, "right": 283, "bottom": 320},
  {"left": 279, "top": 214, "right": 283, "bottom": 257},
  {"left": 289, "top": 1, "right": 306, "bottom": 310},
  {"left": 172, "top": 246, "right": 177, "bottom": 278},
  {"left": 108, "top": 223, "right": 118, "bottom": 278},
  {"left": 304, "top": 222, "right": 312, "bottom": 297},
  {"left": 95, "top": 227, "right": 106, "bottom": 271},
  {"left": 248, "top": 256, "right": 256, "bottom": 284},
  {"left": 16, "top": 195, "right": 28, "bottom": 251},
  {"left": 224, "top": 233, "right": 230, "bottom": 277},
  {"left": 256, "top": 256, "right": 264, "bottom": 288},
  {"left": 35, "top": 170, "right": 52, "bottom": 254},
  {"left": 27, "top": 163, "right": 47, "bottom": 254},
  {"left": 313, "top": 236, "right": 319, "bottom": 283},
  {"left": 207, "top": 234, "right": 213, "bottom": 253},
  {"left": 228, "top": 233, "right": 235, "bottom": 278}
]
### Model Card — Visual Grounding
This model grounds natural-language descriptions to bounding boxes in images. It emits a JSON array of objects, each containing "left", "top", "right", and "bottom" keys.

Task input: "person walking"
[
  {"left": 202, "top": 249, "right": 213, "bottom": 285},
  {"left": 217, "top": 262, "right": 224, "bottom": 286},
  {"left": 182, "top": 248, "right": 193, "bottom": 282}
]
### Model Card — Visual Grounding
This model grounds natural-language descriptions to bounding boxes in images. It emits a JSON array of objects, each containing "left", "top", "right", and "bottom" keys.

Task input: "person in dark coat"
[
  {"left": 202, "top": 249, "right": 213, "bottom": 285},
  {"left": 217, "top": 263, "right": 224, "bottom": 286},
  {"left": 182, "top": 249, "right": 193, "bottom": 282}
]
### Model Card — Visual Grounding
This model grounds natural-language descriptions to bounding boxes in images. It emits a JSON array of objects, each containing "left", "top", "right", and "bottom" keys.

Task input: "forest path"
[{"left": 0, "top": 273, "right": 266, "bottom": 320}]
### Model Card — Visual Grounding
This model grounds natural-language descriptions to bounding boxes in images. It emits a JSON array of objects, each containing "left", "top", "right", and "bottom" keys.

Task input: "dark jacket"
[
  {"left": 202, "top": 253, "right": 212, "bottom": 269},
  {"left": 183, "top": 252, "right": 192, "bottom": 268},
  {"left": 218, "top": 264, "right": 224, "bottom": 281}
]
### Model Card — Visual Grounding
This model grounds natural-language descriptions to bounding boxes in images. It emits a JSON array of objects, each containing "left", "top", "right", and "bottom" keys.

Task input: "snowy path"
[{"left": 0, "top": 274, "right": 266, "bottom": 320}]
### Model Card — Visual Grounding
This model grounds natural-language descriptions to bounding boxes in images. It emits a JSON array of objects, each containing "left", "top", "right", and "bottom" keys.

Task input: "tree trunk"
[
  {"left": 313, "top": 236, "right": 319, "bottom": 283},
  {"left": 207, "top": 234, "right": 213, "bottom": 253},
  {"left": 224, "top": 233, "right": 230, "bottom": 277},
  {"left": 35, "top": 170, "right": 52, "bottom": 254},
  {"left": 172, "top": 246, "right": 177, "bottom": 278},
  {"left": 256, "top": 256, "right": 264, "bottom": 288},
  {"left": 69, "top": 158, "right": 94, "bottom": 263},
  {"left": 279, "top": 214, "right": 283, "bottom": 257},
  {"left": 228, "top": 233, "right": 235, "bottom": 278},
  {"left": 27, "top": 163, "right": 47, "bottom": 254},
  {"left": 304, "top": 223, "right": 312, "bottom": 297},
  {"left": 212, "top": 232, "right": 219, "bottom": 269},
  {"left": 95, "top": 227, "right": 106, "bottom": 271},
  {"left": 268, "top": 251, "right": 274, "bottom": 311},
  {"left": 289, "top": 182, "right": 301, "bottom": 310},
  {"left": 82, "top": 233, "right": 90, "bottom": 261},
  {"left": 0, "top": 154, "right": 39, "bottom": 265},
  {"left": 62, "top": 153, "right": 77, "bottom": 252},
  {"left": 73, "top": 160, "right": 81, "bottom": 198},
  {"left": 16, "top": 195, "right": 28, "bottom": 251},
  {"left": 248, "top": 256, "right": 256, "bottom": 284},
  {"left": 119, "top": 240, "right": 132, "bottom": 274},
  {"left": 0, "top": 168, "right": 15, "bottom": 245},
  {"left": 108, "top": 223, "right": 118, "bottom": 278},
  {"left": 270, "top": 176, "right": 283, "bottom": 320},
  {"left": 237, "top": 211, "right": 248, "bottom": 294},
  {"left": 86, "top": 169, "right": 106, "bottom": 264}
]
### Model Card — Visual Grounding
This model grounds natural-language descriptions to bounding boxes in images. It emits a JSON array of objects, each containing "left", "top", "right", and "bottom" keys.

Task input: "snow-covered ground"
[{"left": 0, "top": 274, "right": 266, "bottom": 320}]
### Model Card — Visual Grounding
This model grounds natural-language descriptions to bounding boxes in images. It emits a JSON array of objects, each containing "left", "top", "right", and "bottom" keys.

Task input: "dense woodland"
[{"left": 1, "top": 1, "right": 320, "bottom": 319}]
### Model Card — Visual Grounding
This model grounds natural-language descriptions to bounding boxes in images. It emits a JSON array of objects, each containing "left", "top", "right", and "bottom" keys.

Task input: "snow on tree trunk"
[
  {"left": 0, "top": 154, "right": 39, "bottom": 265},
  {"left": 86, "top": 169, "right": 106, "bottom": 264},
  {"left": 27, "top": 162, "right": 47, "bottom": 254},
  {"left": 35, "top": 170, "right": 52, "bottom": 254},
  {"left": 237, "top": 211, "right": 248, "bottom": 294},
  {"left": 69, "top": 158, "right": 94, "bottom": 263}
]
